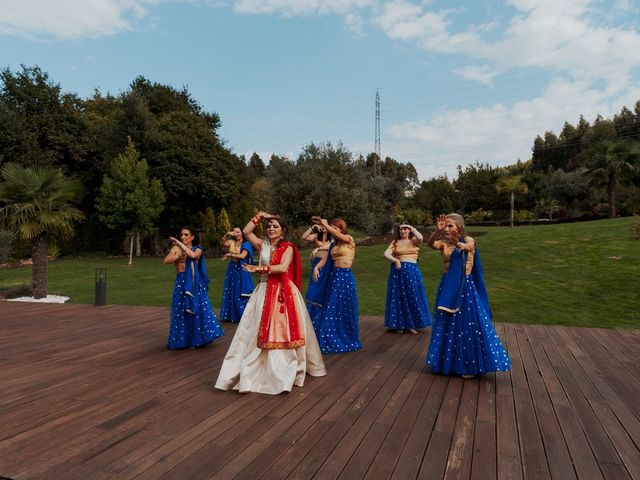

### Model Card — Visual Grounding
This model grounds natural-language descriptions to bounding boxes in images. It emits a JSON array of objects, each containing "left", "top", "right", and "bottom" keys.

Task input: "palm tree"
[
  {"left": 496, "top": 175, "right": 528, "bottom": 227},
  {"left": 586, "top": 140, "right": 640, "bottom": 217},
  {"left": 0, "top": 163, "right": 84, "bottom": 298},
  {"left": 535, "top": 198, "right": 559, "bottom": 221}
]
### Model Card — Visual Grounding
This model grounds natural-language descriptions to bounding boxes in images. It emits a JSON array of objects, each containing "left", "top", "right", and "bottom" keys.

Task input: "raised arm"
[
  {"left": 168, "top": 237, "right": 202, "bottom": 260},
  {"left": 409, "top": 225, "right": 424, "bottom": 246},
  {"left": 311, "top": 216, "right": 351, "bottom": 244},
  {"left": 301, "top": 226, "right": 318, "bottom": 242},
  {"left": 164, "top": 245, "right": 182, "bottom": 264},
  {"left": 427, "top": 214, "right": 446, "bottom": 250},
  {"left": 243, "top": 211, "right": 272, "bottom": 250}
]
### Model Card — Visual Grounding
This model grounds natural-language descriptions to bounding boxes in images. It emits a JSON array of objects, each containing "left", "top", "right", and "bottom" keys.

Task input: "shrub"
[
  {"left": 466, "top": 208, "right": 494, "bottom": 223},
  {"left": 632, "top": 215, "right": 640, "bottom": 240},
  {"left": 515, "top": 210, "right": 535, "bottom": 222},
  {"left": 0, "top": 230, "right": 13, "bottom": 262}
]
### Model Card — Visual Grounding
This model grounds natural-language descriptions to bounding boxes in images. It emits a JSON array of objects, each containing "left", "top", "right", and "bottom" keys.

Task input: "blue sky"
[{"left": 2, "top": 0, "right": 640, "bottom": 181}]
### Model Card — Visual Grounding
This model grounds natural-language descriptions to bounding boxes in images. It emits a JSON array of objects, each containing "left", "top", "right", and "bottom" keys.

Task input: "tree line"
[{"left": 2, "top": 65, "right": 640, "bottom": 263}]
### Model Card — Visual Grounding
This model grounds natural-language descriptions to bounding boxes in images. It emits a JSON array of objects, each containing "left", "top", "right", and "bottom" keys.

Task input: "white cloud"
[
  {"left": 384, "top": 77, "right": 640, "bottom": 179},
  {"left": 454, "top": 65, "right": 498, "bottom": 85},
  {"left": 374, "top": 0, "right": 640, "bottom": 86},
  {"left": 0, "top": 0, "right": 158, "bottom": 39},
  {"left": 232, "top": 0, "right": 376, "bottom": 17}
]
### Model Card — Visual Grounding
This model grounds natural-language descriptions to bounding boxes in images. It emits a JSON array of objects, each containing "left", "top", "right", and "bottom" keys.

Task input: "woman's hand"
[
  {"left": 242, "top": 264, "right": 258, "bottom": 273},
  {"left": 395, "top": 260, "right": 402, "bottom": 270},
  {"left": 311, "top": 216, "right": 330, "bottom": 229},
  {"left": 312, "top": 265, "right": 321, "bottom": 281},
  {"left": 436, "top": 214, "right": 446, "bottom": 232},
  {"left": 168, "top": 237, "right": 185, "bottom": 251},
  {"left": 258, "top": 211, "right": 278, "bottom": 221}
]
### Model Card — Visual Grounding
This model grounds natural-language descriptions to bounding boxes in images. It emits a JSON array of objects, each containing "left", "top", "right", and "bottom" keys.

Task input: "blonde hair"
[{"left": 445, "top": 213, "right": 466, "bottom": 237}]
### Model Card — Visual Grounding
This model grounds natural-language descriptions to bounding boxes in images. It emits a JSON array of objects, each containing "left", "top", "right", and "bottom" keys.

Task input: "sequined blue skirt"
[
  {"left": 220, "top": 261, "right": 254, "bottom": 323},
  {"left": 384, "top": 262, "right": 431, "bottom": 330},
  {"left": 315, "top": 267, "right": 361, "bottom": 353},
  {"left": 426, "top": 275, "right": 510, "bottom": 375},
  {"left": 168, "top": 272, "right": 225, "bottom": 349},
  {"left": 305, "top": 256, "right": 330, "bottom": 331}
]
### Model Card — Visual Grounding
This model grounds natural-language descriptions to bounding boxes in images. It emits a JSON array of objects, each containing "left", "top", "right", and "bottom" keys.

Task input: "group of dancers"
[{"left": 163, "top": 211, "right": 511, "bottom": 395}]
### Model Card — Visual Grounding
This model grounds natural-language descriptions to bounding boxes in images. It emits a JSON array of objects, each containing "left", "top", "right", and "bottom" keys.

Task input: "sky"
[{"left": 1, "top": 0, "right": 640, "bottom": 182}]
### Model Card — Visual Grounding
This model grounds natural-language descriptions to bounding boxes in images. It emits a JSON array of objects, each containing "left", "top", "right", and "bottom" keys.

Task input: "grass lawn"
[{"left": 1, "top": 217, "right": 638, "bottom": 328}]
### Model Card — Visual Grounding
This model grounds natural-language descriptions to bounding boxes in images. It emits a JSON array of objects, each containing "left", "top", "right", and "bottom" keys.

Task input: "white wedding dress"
[{"left": 215, "top": 242, "right": 326, "bottom": 394}]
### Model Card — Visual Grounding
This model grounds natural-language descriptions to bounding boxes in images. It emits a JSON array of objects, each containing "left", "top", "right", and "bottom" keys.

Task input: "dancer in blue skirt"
[
  {"left": 311, "top": 216, "right": 361, "bottom": 353},
  {"left": 301, "top": 221, "right": 332, "bottom": 330},
  {"left": 383, "top": 223, "right": 431, "bottom": 334},
  {"left": 426, "top": 214, "right": 510, "bottom": 378},
  {"left": 164, "top": 227, "right": 224, "bottom": 349},
  {"left": 220, "top": 227, "right": 254, "bottom": 322}
]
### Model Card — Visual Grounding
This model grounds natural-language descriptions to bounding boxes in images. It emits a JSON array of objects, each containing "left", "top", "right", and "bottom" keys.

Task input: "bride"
[{"left": 215, "top": 211, "right": 326, "bottom": 394}]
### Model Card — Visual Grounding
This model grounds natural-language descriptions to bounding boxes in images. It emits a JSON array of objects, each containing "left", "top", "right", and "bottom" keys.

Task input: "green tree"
[
  {"left": 0, "top": 65, "right": 87, "bottom": 172},
  {"left": 454, "top": 162, "right": 501, "bottom": 215},
  {"left": 201, "top": 207, "right": 217, "bottom": 251},
  {"left": 535, "top": 198, "right": 559, "bottom": 221},
  {"left": 269, "top": 144, "right": 372, "bottom": 229},
  {"left": 96, "top": 139, "right": 165, "bottom": 264},
  {"left": 585, "top": 140, "right": 640, "bottom": 217},
  {"left": 0, "top": 163, "right": 84, "bottom": 298},
  {"left": 413, "top": 176, "right": 456, "bottom": 218},
  {"left": 218, "top": 207, "right": 231, "bottom": 238},
  {"left": 496, "top": 175, "right": 528, "bottom": 227},
  {"left": 248, "top": 152, "right": 266, "bottom": 183}
]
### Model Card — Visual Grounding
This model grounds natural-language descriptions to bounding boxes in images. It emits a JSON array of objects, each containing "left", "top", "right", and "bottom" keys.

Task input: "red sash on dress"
[{"left": 257, "top": 241, "right": 305, "bottom": 349}]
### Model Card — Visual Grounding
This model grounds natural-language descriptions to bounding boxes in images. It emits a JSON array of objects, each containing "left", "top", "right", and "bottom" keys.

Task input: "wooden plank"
[
  {"left": 443, "top": 379, "right": 478, "bottom": 480},
  {"left": 513, "top": 325, "right": 577, "bottom": 480},
  {"left": 494, "top": 323, "right": 522, "bottom": 480},
  {"left": 574, "top": 328, "right": 640, "bottom": 407},
  {"left": 200, "top": 329, "right": 394, "bottom": 479},
  {"left": 361, "top": 365, "right": 436, "bottom": 480},
  {"left": 470, "top": 374, "right": 496, "bottom": 480},
  {"left": 2, "top": 303, "right": 640, "bottom": 480},
  {"left": 334, "top": 336, "right": 427, "bottom": 479},
  {"left": 542, "top": 327, "right": 632, "bottom": 480},
  {"left": 504, "top": 323, "right": 551, "bottom": 480},
  {"left": 389, "top": 375, "right": 449, "bottom": 480},
  {"left": 552, "top": 326, "right": 640, "bottom": 478},
  {"left": 523, "top": 324, "right": 603, "bottom": 480},
  {"left": 416, "top": 376, "right": 464, "bottom": 479},
  {"left": 133, "top": 316, "right": 392, "bottom": 478},
  {"left": 272, "top": 331, "right": 424, "bottom": 480}
]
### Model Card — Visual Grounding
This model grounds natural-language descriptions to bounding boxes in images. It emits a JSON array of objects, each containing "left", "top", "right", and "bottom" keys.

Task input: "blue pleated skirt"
[
  {"left": 168, "top": 272, "right": 225, "bottom": 349},
  {"left": 315, "top": 267, "right": 361, "bottom": 353},
  {"left": 384, "top": 262, "right": 431, "bottom": 330},
  {"left": 426, "top": 275, "right": 510, "bottom": 375},
  {"left": 220, "top": 261, "right": 254, "bottom": 323},
  {"left": 305, "top": 256, "right": 331, "bottom": 331}
]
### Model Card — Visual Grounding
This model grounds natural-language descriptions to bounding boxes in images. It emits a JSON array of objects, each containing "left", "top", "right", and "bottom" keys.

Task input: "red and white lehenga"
[{"left": 215, "top": 240, "right": 326, "bottom": 394}]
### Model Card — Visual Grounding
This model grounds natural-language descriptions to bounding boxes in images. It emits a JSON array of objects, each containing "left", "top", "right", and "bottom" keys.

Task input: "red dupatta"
[{"left": 257, "top": 241, "right": 305, "bottom": 349}]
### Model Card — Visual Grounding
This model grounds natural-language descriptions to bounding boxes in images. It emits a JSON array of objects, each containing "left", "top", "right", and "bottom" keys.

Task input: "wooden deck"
[{"left": 0, "top": 302, "right": 639, "bottom": 480}]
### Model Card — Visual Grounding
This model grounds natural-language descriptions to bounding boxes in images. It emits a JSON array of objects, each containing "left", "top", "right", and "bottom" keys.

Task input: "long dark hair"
[
  {"left": 180, "top": 226, "right": 200, "bottom": 247},
  {"left": 394, "top": 223, "right": 415, "bottom": 241},
  {"left": 265, "top": 216, "right": 289, "bottom": 244},
  {"left": 312, "top": 224, "right": 331, "bottom": 243}
]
